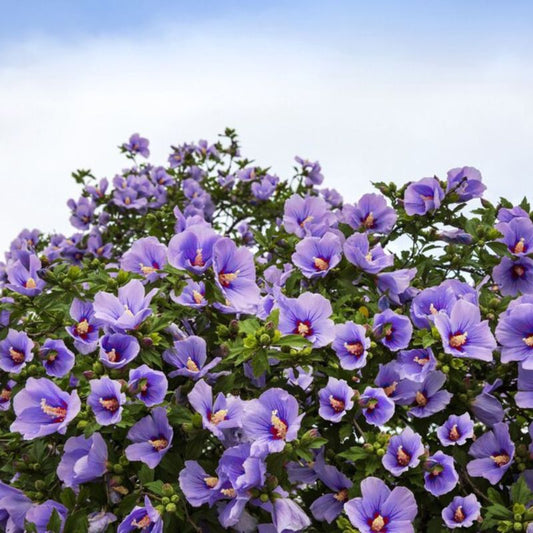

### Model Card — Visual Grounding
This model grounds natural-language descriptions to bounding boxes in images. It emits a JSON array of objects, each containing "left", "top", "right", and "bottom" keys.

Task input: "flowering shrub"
[{"left": 1, "top": 129, "right": 533, "bottom": 532}]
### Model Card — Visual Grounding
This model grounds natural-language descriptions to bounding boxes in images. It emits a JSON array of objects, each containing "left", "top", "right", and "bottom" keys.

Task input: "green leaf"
[
  {"left": 251, "top": 349, "right": 269, "bottom": 377},
  {"left": 46, "top": 508, "right": 63, "bottom": 533},
  {"left": 145, "top": 480, "right": 165, "bottom": 496},
  {"left": 274, "top": 335, "right": 312, "bottom": 348},
  {"left": 139, "top": 463, "right": 155, "bottom": 484},
  {"left": 338, "top": 446, "right": 370, "bottom": 462},
  {"left": 60, "top": 487, "right": 77, "bottom": 510},
  {"left": 511, "top": 475, "right": 533, "bottom": 505}
]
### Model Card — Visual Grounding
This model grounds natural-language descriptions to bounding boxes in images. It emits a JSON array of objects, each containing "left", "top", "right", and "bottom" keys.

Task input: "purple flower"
[
  {"left": 373, "top": 309, "right": 413, "bottom": 351},
  {"left": 435, "top": 299, "right": 496, "bottom": 361},
  {"left": 396, "top": 348, "right": 436, "bottom": 382},
  {"left": 404, "top": 177, "right": 444, "bottom": 216},
  {"left": 498, "top": 205, "right": 529, "bottom": 222},
  {"left": 168, "top": 225, "right": 221, "bottom": 274},
  {"left": 493, "top": 256, "right": 533, "bottom": 296},
  {"left": 296, "top": 156, "right": 324, "bottom": 186},
  {"left": 344, "top": 476, "right": 417, "bottom": 533},
  {"left": 446, "top": 166, "right": 486, "bottom": 201},
  {"left": 437, "top": 413, "right": 474, "bottom": 446},
  {"left": 343, "top": 233, "right": 394, "bottom": 274},
  {"left": 252, "top": 175, "right": 278, "bottom": 200},
  {"left": 318, "top": 377, "right": 354, "bottom": 423},
  {"left": 374, "top": 361, "right": 403, "bottom": 399},
  {"left": 66, "top": 298, "right": 101, "bottom": 354},
  {"left": 382, "top": 427, "right": 424, "bottom": 476},
  {"left": 471, "top": 379, "right": 505, "bottom": 426},
  {"left": 179, "top": 460, "right": 222, "bottom": 507},
  {"left": 0, "top": 329, "right": 34, "bottom": 374},
  {"left": 40, "top": 339, "right": 75, "bottom": 378},
  {"left": 217, "top": 443, "right": 266, "bottom": 493},
  {"left": 496, "top": 302, "right": 533, "bottom": 368},
  {"left": 87, "top": 377, "right": 126, "bottom": 426},
  {"left": 271, "top": 497, "right": 311, "bottom": 532},
  {"left": 467, "top": 422, "right": 515, "bottom": 484},
  {"left": 442, "top": 494, "right": 481, "bottom": 529},
  {"left": 68, "top": 196, "right": 95, "bottom": 230},
  {"left": 332, "top": 321, "right": 370, "bottom": 370},
  {"left": 113, "top": 187, "right": 148, "bottom": 210},
  {"left": 88, "top": 511, "right": 117, "bottom": 532},
  {"left": 163, "top": 335, "right": 221, "bottom": 379},
  {"left": 284, "top": 366, "right": 314, "bottom": 390},
  {"left": 243, "top": 388, "right": 303, "bottom": 456},
  {"left": 343, "top": 193, "right": 397, "bottom": 234},
  {"left": 99, "top": 333, "right": 140, "bottom": 369},
  {"left": 123, "top": 133, "right": 150, "bottom": 158},
  {"left": 410, "top": 284, "right": 457, "bottom": 329},
  {"left": 125, "top": 407, "right": 173, "bottom": 468},
  {"left": 10, "top": 377, "right": 80, "bottom": 439},
  {"left": 517, "top": 364, "right": 533, "bottom": 408},
  {"left": 423, "top": 451, "right": 458, "bottom": 496},
  {"left": 188, "top": 379, "right": 243, "bottom": 441},
  {"left": 291, "top": 232, "right": 342, "bottom": 278},
  {"left": 171, "top": 280, "right": 207, "bottom": 308},
  {"left": 93, "top": 279, "right": 157, "bottom": 332},
  {"left": 6, "top": 253, "right": 45, "bottom": 296},
  {"left": 57, "top": 432, "right": 108, "bottom": 489},
  {"left": 283, "top": 194, "right": 335, "bottom": 238},
  {"left": 377, "top": 268, "right": 417, "bottom": 305},
  {"left": 359, "top": 386, "right": 395, "bottom": 426},
  {"left": 278, "top": 292, "right": 335, "bottom": 348},
  {"left": 497, "top": 217, "right": 533, "bottom": 255},
  {"left": 117, "top": 496, "right": 163, "bottom": 533},
  {"left": 0, "top": 379, "right": 16, "bottom": 411},
  {"left": 25, "top": 500, "right": 67, "bottom": 533},
  {"left": 0, "top": 481, "right": 32, "bottom": 531},
  {"left": 120, "top": 237, "right": 167, "bottom": 281},
  {"left": 212, "top": 238, "right": 261, "bottom": 313},
  {"left": 128, "top": 364, "right": 168, "bottom": 406}
]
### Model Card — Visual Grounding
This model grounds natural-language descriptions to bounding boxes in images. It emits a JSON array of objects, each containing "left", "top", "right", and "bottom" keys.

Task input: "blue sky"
[{"left": 1, "top": 2, "right": 533, "bottom": 251}]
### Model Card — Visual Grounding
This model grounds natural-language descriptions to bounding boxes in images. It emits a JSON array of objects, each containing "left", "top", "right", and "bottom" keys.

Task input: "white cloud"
[{"left": 1, "top": 25, "right": 532, "bottom": 253}]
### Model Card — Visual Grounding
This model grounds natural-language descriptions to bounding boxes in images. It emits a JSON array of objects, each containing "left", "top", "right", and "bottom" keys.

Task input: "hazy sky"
[{"left": 1, "top": 1, "right": 533, "bottom": 252}]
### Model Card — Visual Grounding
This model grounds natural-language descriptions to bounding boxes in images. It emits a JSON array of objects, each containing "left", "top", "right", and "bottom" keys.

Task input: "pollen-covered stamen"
[
  {"left": 363, "top": 398, "right": 378, "bottom": 411},
  {"left": 313, "top": 257, "right": 329, "bottom": 271},
  {"left": 383, "top": 325, "right": 393, "bottom": 340},
  {"left": 522, "top": 334, "right": 533, "bottom": 348},
  {"left": 345, "top": 341, "right": 364, "bottom": 357},
  {"left": 46, "top": 351, "right": 58, "bottom": 363},
  {"left": 396, "top": 446, "right": 411, "bottom": 466},
  {"left": 123, "top": 305, "right": 134, "bottom": 317},
  {"left": 99, "top": 397, "right": 120, "bottom": 412},
  {"left": 25, "top": 277, "right": 37, "bottom": 289},
  {"left": 296, "top": 320, "right": 312, "bottom": 337},
  {"left": 186, "top": 357, "right": 199, "bottom": 372},
  {"left": 124, "top": 196, "right": 131, "bottom": 206},
  {"left": 413, "top": 354, "right": 430, "bottom": 366},
  {"left": 9, "top": 347, "right": 25, "bottom": 363},
  {"left": 192, "top": 248, "right": 205, "bottom": 267},
  {"left": 140, "top": 263, "right": 158, "bottom": 276},
  {"left": 299, "top": 215, "right": 314, "bottom": 227},
  {"left": 491, "top": 453, "right": 510, "bottom": 467},
  {"left": 363, "top": 212, "right": 374, "bottom": 229},
  {"left": 131, "top": 514, "right": 151, "bottom": 529},
  {"left": 219, "top": 271, "right": 239, "bottom": 287},
  {"left": 220, "top": 488, "right": 236, "bottom": 498},
  {"left": 415, "top": 391, "right": 428, "bottom": 407},
  {"left": 454, "top": 506, "right": 465, "bottom": 523},
  {"left": 513, "top": 237, "right": 526, "bottom": 254},
  {"left": 40, "top": 398, "right": 67, "bottom": 422},
  {"left": 365, "top": 251, "right": 373, "bottom": 262},
  {"left": 106, "top": 349, "right": 120, "bottom": 363},
  {"left": 429, "top": 464, "right": 444, "bottom": 477},
  {"left": 204, "top": 476, "right": 219, "bottom": 488},
  {"left": 329, "top": 395, "right": 345, "bottom": 412},
  {"left": 270, "top": 409, "right": 288, "bottom": 440},
  {"left": 209, "top": 409, "right": 228, "bottom": 425},
  {"left": 370, "top": 514, "right": 386, "bottom": 532},
  {"left": 149, "top": 437, "right": 168, "bottom": 451},
  {"left": 76, "top": 319, "right": 90, "bottom": 336},
  {"left": 383, "top": 382, "right": 397, "bottom": 396},
  {"left": 449, "top": 424, "right": 461, "bottom": 441},
  {"left": 449, "top": 331, "right": 468, "bottom": 349},
  {"left": 513, "top": 265, "right": 526, "bottom": 277},
  {"left": 334, "top": 488, "right": 348, "bottom": 502},
  {"left": 420, "top": 194, "right": 435, "bottom": 201},
  {"left": 429, "top": 303, "right": 438, "bottom": 315},
  {"left": 0, "top": 388, "right": 11, "bottom": 401},
  {"left": 192, "top": 290, "right": 204, "bottom": 304}
]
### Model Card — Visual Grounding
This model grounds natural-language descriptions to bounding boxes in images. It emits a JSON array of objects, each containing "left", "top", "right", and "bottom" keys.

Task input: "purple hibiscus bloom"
[
  {"left": 6, "top": 253, "right": 46, "bottom": 296},
  {"left": 270, "top": 496, "right": 311, "bottom": 532},
  {"left": 10, "top": 377, "right": 80, "bottom": 439},
  {"left": 498, "top": 205, "right": 530, "bottom": 222},
  {"left": 471, "top": 379, "right": 505, "bottom": 426},
  {"left": 382, "top": 427, "right": 424, "bottom": 476},
  {"left": 66, "top": 298, "right": 101, "bottom": 354},
  {"left": 359, "top": 386, "right": 395, "bottom": 426},
  {"left": 396, "top": 348, "right": 436, "bottom": 382},
  {"left": 171, "top": 280, "right": 207, "bottom": 308},
  {"left": 496, "top": 302, "right": 533, "bottom": 368},
  {"left": 423, "top": 451, "right": 458, "bottom": 496},
  {"left": 179, "top": 461, "right": 223, "bottom": 507},
  {"left": 374, "top": 361, "right": 403, "bottom": 399},
  {"left": 0, "top": 379, "right": 16, "bottom": 411},
  {"left": 0, "top": 481, "right": 33, "bottom": 532},
  {"left": 113, "top": 187, "right": 148, "bottom": 210},
  {"left": 373, "top": 309, "right": 413, "bottom": 351},
  {"left": 437, "top": 413, "right": 474, "bottom": 446},
  {"left": 467, "top": 422, "right": 515, "bottom": 484},
  {"left": 123, "top": 133, "right": 150, "bottom": 158},
  {"left": 410, "top": 284, "right": 457, "bottom": 329},
  {"left": 291, "top": 232, "right": 342, "bottom": 278},
  {"left": 117, "top": 496, "right": 163, "bottom": 533},
  {"left": 120, "top": 236, "right": 167, "bottom": 281},
  {"left": 128, "top": 364, "right": 168, "bottom": 407},
  {"left": 343, "top": 233, "right": 394, "bottom": 274},
  {"left": 98, "top": 333, "right": 140, "bottom": 369},
  {"left": 446, "top": 166, "right": 486, "bottom": 201},
  {"left": 497, "top": 216, "right": 533, "bottom": 255},
  {"left": 167, "top": 225, "right": 221, "bottom": 275},
  {"left": 212, "top": 238, "right": 261, "bottom": 313},
  {"left": 88, "top": 511, "right": 117, "bottom": 532},
  {"left": 0, "top": 329, "right": 34, "bottom": 374},
  {"left": 332, "top": 321, "right": 370, "bottom": 370},
  {"left": 217, "top": 443, "right": 266, "bottom": 493},
  {"left": 278, "top": 292, "right": 335, "bottom": 348},
  {"left": 68, "top": 196, "right": 95, "bottom": 230},
  {"left": 435, "top": 299, "right": 496, "bottom": 361},
  {"left": 284, "top": 366, "right": 314, "bottom": 390},
  {"left": 125, "top": 407, "right": 173, "bottom": 468},
  {"left": 243, "top": 388, "right": 303, "bottom": 457},
  {"left": 344, "top": 476, "right": 417, "bottom": 533},
  {"left": 188, "top": 379, "right": 243, "bottom": 441},
  {"left": 377, "top": 268, "right": 417, "bottom": 305},
  {"left": 318, "top": 377, "right": 354, "bottom": 423},
  {"left": 493, "top": 256, "right": 533, "bottom": 296},
  {"left": 442, "top": 494, "right": 481, "bottom": 529},
  {"left": 87, "top": 377, "right": 126, "bottom": 426},
  {"left": 396, "top": 371, "right": 452, "bottom": 418},
  {"left": 343, "top": 193, "right": 397, "bottom": 234},
  {"left": 283, "top": 194, "right": 336, "bottom": 238},
  {"left": 57, "top": 432, "right": 108, "bottom": 489},
  {"left": 517, "top": 364, "right": 533, "bottom": 408},
  {"left": 309, "top": 461, "right": 352, "bottom": 523},
  {"left": 40, "top": 339, "right": 75, "bottom": 378},
  {"left": 25, "top": 501, "right": 67, "bottom": 533},
  {"left": 404, "top": 177, "right": 444, "bottom": 216},
  {"left": 93, "top": 279, "right": 157, "bottom": 332},
  {"left": 251, "top": 175, "right": 278, "bottom": 200},
  {"left": 163, "top": 335, "right": 221, "bottom": 379}
]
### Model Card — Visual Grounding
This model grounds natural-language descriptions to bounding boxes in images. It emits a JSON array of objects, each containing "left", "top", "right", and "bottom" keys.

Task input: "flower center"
[
  {"left": 186, "top": 357, "right": 199, "bottom": 372},
  {"left": 99, "top": 397, "right": 120, "bottom": 412},
  {"left": 415, "top": 391, "right": 428, "bottom": 407},
  {"left": 313, "top": 257, "right": 329, "bottom": 271},
  {"left": 209, "top": 409, "right": 228, "bottom": 425},
  {"left": 192, "top": 248, "right": 205, "bottom": 267},
  {"left": 124, "top": 196, "right": 131, "bottom": 205},
  {"left": 40, "top": 398, "right": 67, "bottom": 422},
  {"left": 9, "top": 347, "right": 25, "bottom": 363},
  {"left": 334, "top": 488, "right": 348, "bottom": 502},
  {"left": 123, "top": 305, "right": 134, "bottom": 317},
  {"left": 270, "top": 410, "right": 288, "bottom": 439},
  {"left": 106, "top": 349, "right": 121, "bottom": 363},
  {"left": 345, "top": 341, "right": 364, "bottom": 357},
  {"left": 299, "top": 215, "right": 314, "bottom": 227},
  {"left": 454, "top": 506, "right": 465, "bottom": 523},
  {"left": 220, "top": 488, "right": 236, "bottom": 498},
  {"left": 513, "top": 237, "right": 526, "bottom": 254},
  {"left": 363, "top": 212, "right": 374, "bottom": 228},
  {"left": 131, "top": 514, "right": 151, "bottom": 529},
  {"left": 149, "top": 437, "right": 168, "bottom": 451},
  {"left": 429, "top": 303, "right": 439, "bottom": 315},
  {"left": 383, "top": 382, "right": 397, "bottom": 397},
  {"left": 76, "top": 319, "right": 90, "bottom": 336},
  {"left": 449, "top": 331, "right": 468, "bottom": 349},
  {"left": 295, "top": 320, "right": 312, "bottom": 337},
  {"left": 429, "top": 464, "right": 444, "bottom": 477},
  {"left": 0, "top": 388, "right": 11, "bottom": 401},
  {"left": 522, "top": 334, "right": 533, "bottom": 348},
  {"left": 396, "top": 445, "right": 411, "bottom": 466},
  {"left": 25, "top": 277, "right": 37, "bottom": 289},
  {"left": 449, "top": 424, "right": 461, "bottom": 441},
  {"left": 140, "top": 264, "right": 158, "bottom": 276},
  {"left": 370, "top": 514, "right": 386, "bottom": 532},
  {"left": 365, "top": 251, "right": 373, "bottom": 262},
  {"left": 513, "top": 265, "right": 525, "bottom": 277},
  {"left": 204, "top": 476, "right": 218, "bottom": 488},
  {"left": 329, "top": 395, "right": 345, "bottom": 412},
  {"left": 192, "top": 290, "right": 204, "bottom": 304},
  {"left": 46, "top": 351, "right": 58, "bottom": 362},
  {"left": 219, "top": 271, "right": 238, "bottom": 287},
  {"left": 491, "top": 453, "right": 510, "bottom": 467}
]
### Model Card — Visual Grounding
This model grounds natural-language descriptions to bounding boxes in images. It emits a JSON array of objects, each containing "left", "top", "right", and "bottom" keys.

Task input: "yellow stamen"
[
  {"left": 522, "top": 335, "right": 533, "bottom": 347},
  {"left": 76, "top": 319, "right": 90, "bottom": 335},
  {"left": 514, "top": 237, "right": 526, "bottom": 254},
  {"left": 396, "top": 446, "right": 411, "bottom": 466},
  {"left": 363, "top": 212, "right": 374, "bottom": 228},
  {"left": 491, "top": 453, "right": 510, "bottom": 467},
  {"left": 297, "top": 322, "right": 310, "bottom": 336},
  {"left": 186, "top": 357, "right": 199, "bottom": 372},
  {"left": 192, "top": 248, "right": 204, "bottom": 267},
  {"left": 25, "top": 277, "right": 37, "bottom": 289},
  {"left": 0, "top": 388, "right": 11, "bottom": 401},
  {"left": 270, "top": 409, "right": 288, "bottom": 439},
  {"left": 219, "top": 271, "right": 238, "bottom": 287},
  {"left": 415, "top": 391, "right": 427, "bottom": 406},
  {"left": 454, "top": 506, "right": 465, "bottom": 523},
  {"left": 131, "top": 515, "right": 151, "bottom": 528},
  {"left": 429, "top": 303, "right": 438, "bottom": 315},
  {"left": 124, "top": 197, "right": 131, "bottom": 205},
  {"left": 140, "top": 264, "right": 157, "bottom": 276},
  {"left": 192, "top": 290, "right": 204, "bottom": 304},
  {"left": 149, "top": 438, "right": 168, "bottom": 451},
  {"left": 449, "top": 332, "right": 468, "bottom": 348},
  {"left": 40, "top": 399, "right": 66, "bottom": 421},
  {"left": 204, "top": 476, "right": 218, "bottom": 488},
  {"left": 99, "top": 397, "right": 119, "bottom": 412},
  {"left": 221, "top": 488, "right": 236, "bottom": 498},
  {"left": 209, "top": 409, "right": 228, "bottom": 425},
  {"left": 313, "top": 257, "right": 329, "bottom": 271},
  {"left": 365, "top": 252, "right": 373, "bottom": 262},
  {"left": 449, "top": 424, "right": 460, "bottom": 441},
  {"left": 345, "top": 341, "right": 364, "bottom": 357},
  {"left": 514, "top": 265, "right": 525, "bottom": 277},
  {"left": 413, "top": 355, "right": 430, "bottom": 366},
  {"left": 123, "top": 305, "right": 134, "bottom": 317},
  {"left": 371, "top": 515, "right": 386, "bottom": 531},
  {"left": 334, "top": 488, "right": 348, "bottom": 502},
  {"left": 383, "top": 382, "right": 397, "bottom": 396},
  {"left": 329, "top": 396, "right": 345, "bottom": 412},
  {"left": 300, "top": 215, "right": 314, "bottom": 227},
  {"left": 9, "top": 347, "right": 25, "bottom": 363},
  {"left": 106, "top": 349, "right": 119, "bottom": 363}
]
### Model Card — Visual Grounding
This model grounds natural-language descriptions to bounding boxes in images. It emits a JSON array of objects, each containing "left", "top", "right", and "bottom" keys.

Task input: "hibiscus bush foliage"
[{"left": 1, "top": 129, "right": 533, "bottom": 533}]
